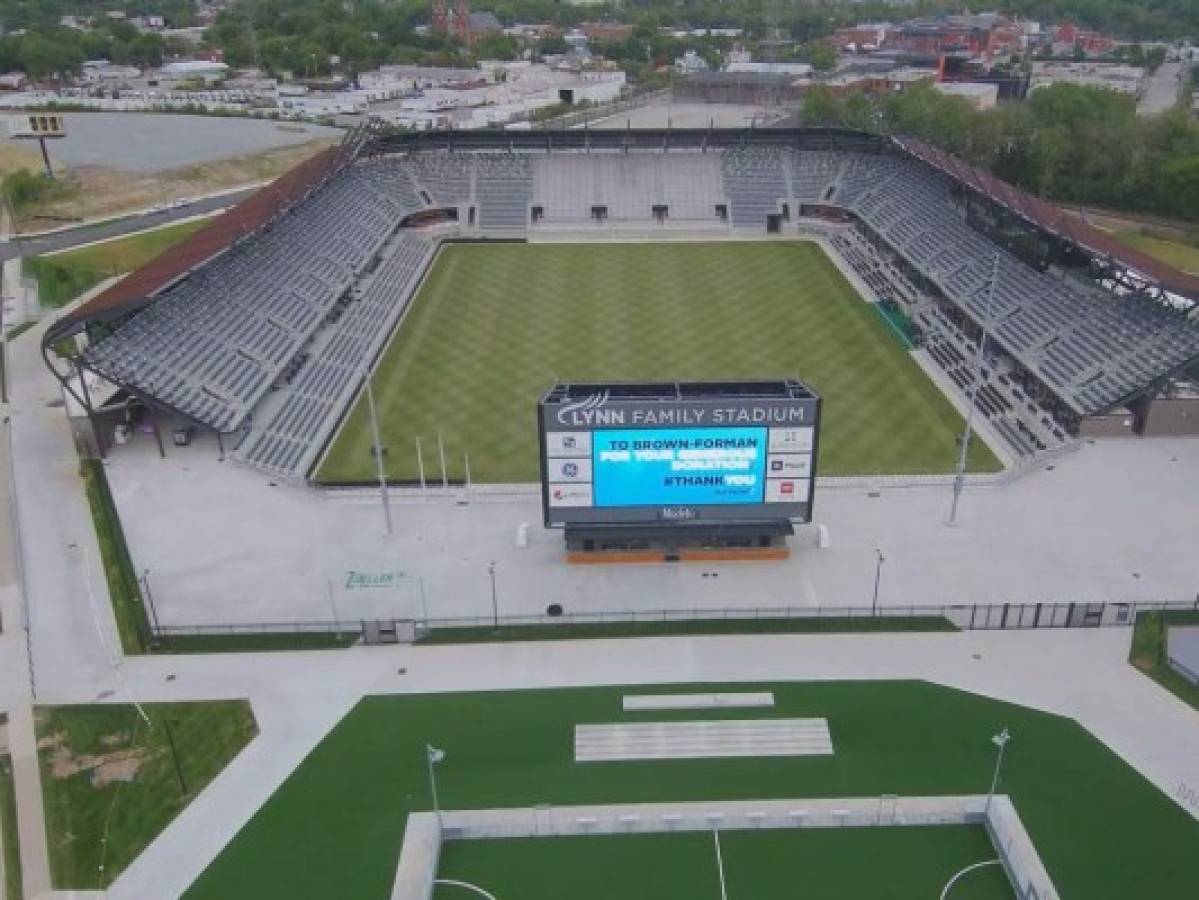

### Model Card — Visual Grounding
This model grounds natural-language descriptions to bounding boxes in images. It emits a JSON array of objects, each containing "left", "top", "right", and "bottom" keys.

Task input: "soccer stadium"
[
  {"left": 10, "top": 125, "right": 1199, "bottom": 900},
  {"left": 41, "top": 127, "right": 1199, "bottom": 490}
]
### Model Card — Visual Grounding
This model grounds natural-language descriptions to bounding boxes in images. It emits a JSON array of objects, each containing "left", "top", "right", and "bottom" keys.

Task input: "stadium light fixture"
[{"left": 986, "top": 727, "right": 1011, "bottom": 813}]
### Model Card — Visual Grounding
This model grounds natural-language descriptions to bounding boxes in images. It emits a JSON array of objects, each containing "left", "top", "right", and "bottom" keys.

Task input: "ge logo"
[{"left": 563, "top": 462, "right": 579, "bottom": 477}]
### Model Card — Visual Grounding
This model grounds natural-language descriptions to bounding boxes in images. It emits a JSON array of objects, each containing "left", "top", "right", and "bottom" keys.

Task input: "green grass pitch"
[
  {"left": 316, "top": 241, "right": 1000, "bottom": 483},
  {"left": 184, "top": 681, "right": 1199, "bottom": 900},
  {"left": 435, "top": 827, "right": 1015, "bottom": 900}
]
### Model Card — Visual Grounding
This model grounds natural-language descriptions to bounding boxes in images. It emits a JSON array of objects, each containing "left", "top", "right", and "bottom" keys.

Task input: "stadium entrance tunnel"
[{"left": 564, "top": 521, "right": 793, "bottom": 564}]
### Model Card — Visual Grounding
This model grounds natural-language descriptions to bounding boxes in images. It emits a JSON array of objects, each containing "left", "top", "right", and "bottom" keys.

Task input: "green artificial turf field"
[
  {"left": 434, "top": 827, "right": 1015, "bottom": 900},
  {"left": 185, "top": 681, "right": 1199, "bottom": 900},
  {"left": 317, "top": 242, "right": 1000, "bottom": 483}
]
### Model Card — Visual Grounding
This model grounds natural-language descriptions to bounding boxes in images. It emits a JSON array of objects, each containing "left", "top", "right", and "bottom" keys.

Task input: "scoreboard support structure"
[{"left": 538, "top": 380, "right": 822, "bottom": 562}]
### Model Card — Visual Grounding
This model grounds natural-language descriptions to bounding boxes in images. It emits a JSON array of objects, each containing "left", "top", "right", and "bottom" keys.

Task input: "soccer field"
[
  {"left": 317, "top": 241, "right": 1000, "bottom": 483},
  {"left": 435, "top": 827, "right": 1016, "bottom": 900},
  {"left": 185, "top": 681, "right": 1199, "bottom": 900}
]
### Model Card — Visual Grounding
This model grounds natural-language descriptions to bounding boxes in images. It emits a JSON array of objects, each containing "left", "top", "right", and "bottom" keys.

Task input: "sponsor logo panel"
[
  {"left": 765, "top": 478, "right": 810, "bottom": 503},
  {"left": 767, "top": 453, "right": 811, "bottom": 478},
  {"left": 548, "top": 483, "right": 593, "bottom": 507},
  {"left": 768, "top": 427, "right": 814, "bottom": 453},
  {"left": 546, "top": 431, "right": 592, "bottom": 457},
  {"left": 547, "top": 457, "right": 592, "bottom": 483}
]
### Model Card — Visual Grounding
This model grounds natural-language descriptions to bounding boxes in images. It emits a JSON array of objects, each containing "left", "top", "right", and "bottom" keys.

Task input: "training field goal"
[{"left": 393, "top": 794, "right": 1056, "bottom": 900}]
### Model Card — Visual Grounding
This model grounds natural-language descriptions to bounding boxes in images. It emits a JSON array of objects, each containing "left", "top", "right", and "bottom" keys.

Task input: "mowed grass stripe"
[{"left": 317, "top": 242, "right": 1000, "bottom": 483}]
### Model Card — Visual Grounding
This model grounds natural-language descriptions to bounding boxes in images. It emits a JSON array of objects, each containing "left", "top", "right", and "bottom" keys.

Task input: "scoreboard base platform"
[{"left": 564, "top": 520, "right": 793, "bottom": 564}]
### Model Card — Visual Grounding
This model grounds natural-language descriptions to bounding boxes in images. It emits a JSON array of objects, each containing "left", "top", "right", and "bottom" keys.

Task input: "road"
[
  {"left": 0, "top": 185, "right": 259, "bottom": 263},
  {"left": 1138, "top": 60, "right": 1184, "bottom": 116}
]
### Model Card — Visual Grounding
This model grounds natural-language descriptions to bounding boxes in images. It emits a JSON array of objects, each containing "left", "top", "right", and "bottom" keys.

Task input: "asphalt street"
[{"left": 0, "top": 184, "right": 258, "bottom": 263}]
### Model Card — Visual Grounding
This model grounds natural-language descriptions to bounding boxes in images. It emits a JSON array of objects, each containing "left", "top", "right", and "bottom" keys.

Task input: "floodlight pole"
[
  {"left": 426, "top": 747, "right": 441, "bottom": 825},
  {"left": 987, "top": 727, "right": 1011, "bottom": 813},
  {"left": 871, "top": 548, "right": 885, "bottom": 615},
  {"left": 363, "top": 364, "right": 392, "bottom": 536},
  {"left": 488, "top": 561, "right": 498, "bottom": 631},
  {"left": 948, "top": 252, "right": 999, "bottom": 526}
]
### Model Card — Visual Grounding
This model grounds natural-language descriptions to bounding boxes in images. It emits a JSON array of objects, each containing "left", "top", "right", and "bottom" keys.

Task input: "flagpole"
[{"left": 426, "top": 744, "right": 442, "bottom": 827}]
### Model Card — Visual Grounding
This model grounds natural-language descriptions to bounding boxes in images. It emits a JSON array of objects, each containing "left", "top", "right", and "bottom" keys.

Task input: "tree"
[
  {"left": 799, "top": 85, "right": 841, "bottom": 127},
  {"left": 799, "top": 41, "right": 835, "bottom": 73}
]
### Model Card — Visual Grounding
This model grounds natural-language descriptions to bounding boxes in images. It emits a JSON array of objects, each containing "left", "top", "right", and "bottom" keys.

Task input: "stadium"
[
  {"left": 40, "top": 126, "right": 1199, "bottom": 491},
  {"left": 9, "top": 124, "right": 1199, "bottom": 900}
]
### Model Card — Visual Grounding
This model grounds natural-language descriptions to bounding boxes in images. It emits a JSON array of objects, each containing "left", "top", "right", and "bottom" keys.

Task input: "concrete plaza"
[{"left": 101, "top": 428, "right": 1199, "bottom": 629}]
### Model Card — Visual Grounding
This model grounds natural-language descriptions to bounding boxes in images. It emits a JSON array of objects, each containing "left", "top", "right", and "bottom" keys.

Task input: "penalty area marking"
[
  {"left": 435, "top": 879, "right": 498, "bottom": 900},
  {"left": 939, "top": 859, "right": 1001, "bottom": 900}
]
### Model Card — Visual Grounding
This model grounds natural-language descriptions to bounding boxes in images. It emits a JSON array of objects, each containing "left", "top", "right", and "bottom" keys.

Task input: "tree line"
[{"left": 801, "top": 81, "right": 1199, "bottom": 224}]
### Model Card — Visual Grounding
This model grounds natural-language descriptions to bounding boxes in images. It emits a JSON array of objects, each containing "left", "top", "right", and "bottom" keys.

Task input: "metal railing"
[{"left": 149, "top": 598, "right": 1199, "bottom": 644}]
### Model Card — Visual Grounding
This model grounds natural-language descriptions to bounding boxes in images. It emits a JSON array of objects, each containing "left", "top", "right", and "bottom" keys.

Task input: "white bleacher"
[
  {"left": 532, "top": 152, "right": 726, "bottom": 226},
  {"left": 723, "top": 145, "right": 788, "bottom": 227},
  {"left": 476, "top": 153, "right": 533, "bottom": 230},
  {"left": 575, "top": 719, "right": 833, "bottom": 762}
]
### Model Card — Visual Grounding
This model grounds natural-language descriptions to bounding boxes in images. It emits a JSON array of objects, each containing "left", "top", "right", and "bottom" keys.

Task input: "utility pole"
[{"left": 948, "top": 252, "right": 999, "bottom": 526}]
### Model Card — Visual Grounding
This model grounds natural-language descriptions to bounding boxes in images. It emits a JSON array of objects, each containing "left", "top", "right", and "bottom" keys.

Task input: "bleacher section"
[
  {"left": 778, "top": 149, "right": 1199, "bottom": 420},
  {"left": 830, "top": 223, "right": 1068, "bottom": 455},
  {"left": 476, "top": 153, "right": 533, "bottom": 230},
  {"left": 238, "top": 234, "right": 435, "bottom": 477},
  {"left": 723, "top": 146, "right": 788, "bottom": 227},
  {"left": 83, "top": 165, "right": 407, "bottom": 433},
  {"left": 532, "top": 152, "right": 725, "bottom": 227},
  {"left": 62, "top": 131, "right": 1199, "bottom": 482}
]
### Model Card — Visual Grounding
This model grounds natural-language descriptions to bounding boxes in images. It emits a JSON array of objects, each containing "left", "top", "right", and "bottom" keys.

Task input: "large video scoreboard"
[{"left": 538, "top": 380, "right": 821, "bottom": 528}]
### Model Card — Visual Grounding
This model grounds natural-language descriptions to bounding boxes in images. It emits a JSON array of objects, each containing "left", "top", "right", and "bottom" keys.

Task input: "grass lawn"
[
  {"left": 317, "top": 242, "right": 999, "bottom": 483},
  {"left": 1115, "top": 230, "right": 1199, "bottom": 273},
  {"left": 26, "top": 218, "right": 210, "bottom": 308},
  {"left": 80, "top": 460, "right": 151, "bottom": 654},
  {"left": 418, "top": 614, "right": 957, "bottom": 644},
  {"left": 37, "top": 700, "right": 257, "bottom": 890},
  {"left": 436, "top": 827, "right": 1014, "bottom": 900},
  {"left": 0, "top": 751, "right": 23, "bottom": 900},
  {"left": 1129, "top": 609, "right": 1199, "bottom": 711},
  {"left": 185, "top": 681, "right": 1199, "bottom": 900}
]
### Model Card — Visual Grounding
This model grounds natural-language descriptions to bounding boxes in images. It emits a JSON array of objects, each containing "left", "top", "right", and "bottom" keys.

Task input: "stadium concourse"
[{"left": 96, "top": 430, "right": 1199, "bottom": 628}]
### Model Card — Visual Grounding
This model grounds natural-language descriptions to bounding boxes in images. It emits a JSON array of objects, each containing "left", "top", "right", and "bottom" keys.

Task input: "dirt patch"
[
  {"left": 15, "top": 137, "right": 336, "bottom": 231},
  {"left": 48, "top": 743, "right": 150, "bottom": 787}
]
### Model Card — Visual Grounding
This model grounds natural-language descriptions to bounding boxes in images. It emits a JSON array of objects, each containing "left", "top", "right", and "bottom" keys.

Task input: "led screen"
[{"left": 592, "top": 427, "right": 767, "bottom": 508}]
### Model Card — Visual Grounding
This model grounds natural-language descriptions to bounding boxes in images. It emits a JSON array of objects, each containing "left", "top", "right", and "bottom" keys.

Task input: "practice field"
[
  {"left": 317, "top": 242, "right": 999, "bottom": 483},
  {"left": 435, "top": 827, "right": 1015, "bottom": 900},
  {"left": 185, "top": 681, "right": 1199, "bottom": 900}
]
